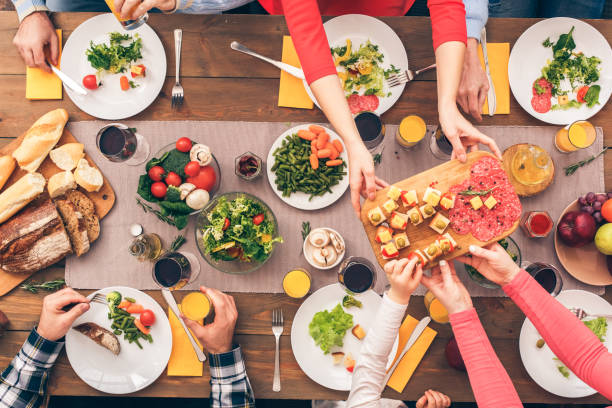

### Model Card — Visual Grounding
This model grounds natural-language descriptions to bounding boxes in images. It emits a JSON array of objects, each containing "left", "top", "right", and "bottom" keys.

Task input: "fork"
[
  {"left": 272, "top": 308, "right": 284, "bottom": 392},
  {"left": 62, "top": 292, "right": 106, "bottom": 312},
  {"left": 386, "top": 63, "right": 437, "bottom": 87},
  {"left": 570, "top": 307, "right": 612, "bottom": 320},
  {"left": 171, "top": 29, "right": 184, "bottom": 108}
]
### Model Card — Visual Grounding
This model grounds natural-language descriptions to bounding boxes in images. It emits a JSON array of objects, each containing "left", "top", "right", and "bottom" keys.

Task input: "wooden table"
[{"left": 0, "top": 12, "right": 610, "bottom": 404}]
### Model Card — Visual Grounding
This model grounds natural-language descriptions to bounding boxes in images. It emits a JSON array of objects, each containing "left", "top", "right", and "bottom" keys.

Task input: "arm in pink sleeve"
[
  {"left": 280, "top": 0, "right": 337, "bottom": 84},
  {"left": 427, "top": 0, "right": 467, "bottom": 50},
  {"left": 450, "top": 308, "right": 523, "bottom": 408},
  {"left": 503, "top": 269, "right": 612, "bottom": 400}
]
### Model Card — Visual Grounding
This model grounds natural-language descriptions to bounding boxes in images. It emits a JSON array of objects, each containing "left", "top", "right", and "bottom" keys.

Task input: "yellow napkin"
[
  {"left": 26, "top": 29, "right": 63, "bottom": 100},
  {"left": 278, "top": 36, "right": 313, "bottom": 109},
  {"left": 167, "top": 306, "right": 204, "bottom": 376},
  {"left": 386, "top": 315, "right": 437, "bottom": 393},
  {"left": 479, "top": 42, "right": 510, "bottom": 115}
]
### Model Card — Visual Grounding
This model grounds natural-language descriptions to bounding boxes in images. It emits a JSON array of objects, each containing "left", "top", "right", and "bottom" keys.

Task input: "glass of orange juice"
[
  {"left": 181, "top": 291, "right": 212, "bottom": 321},
  {"left": 105, "top": 0, "right": 148, "bottom": 30},
  {"left": 424, "top": 290, "right": 449, "bottom": 324},
  {"left": 396, "top": 115, "right": 427, "bottom": 150},
  {"left": 283, "top": 268, "right": 312, "bottom": 299},
  {"left": 554, "top": 120, "right": 596, "bottom": 153}
]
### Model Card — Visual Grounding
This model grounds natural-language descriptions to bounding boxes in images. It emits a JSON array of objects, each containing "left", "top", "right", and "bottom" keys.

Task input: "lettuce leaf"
[{"left": 308, "top": 304, "right": 353, "bottom": 354}]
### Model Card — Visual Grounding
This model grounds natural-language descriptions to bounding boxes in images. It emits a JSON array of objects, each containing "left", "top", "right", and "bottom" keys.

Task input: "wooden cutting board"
[
  {"left": 0, "top": 128, "right": 115, "bottom": 296},
  {"left": 360, "top": 151, "right": 520, "bottom": 270}
]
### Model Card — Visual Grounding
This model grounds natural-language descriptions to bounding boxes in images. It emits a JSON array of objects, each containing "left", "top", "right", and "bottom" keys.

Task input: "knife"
[
  {"left": 230, "top": 41, "right": 305, "bottom": 80},
  {"left": 383, "top": 316, "right": 431, "bottom": 386},
  {"left": 480, "top": 27, "right": 496, "bottom": 117},
  {"left": 161, "top": 288, "right": 207, "bottom": 362},
  {"left": 48, "top": 64, "right": 88, "bottom": 96}
]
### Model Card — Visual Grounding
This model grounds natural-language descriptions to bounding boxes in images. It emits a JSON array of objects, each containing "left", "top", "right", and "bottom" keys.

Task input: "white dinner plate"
[
  {"left": 290, "top": 283, "right": 384, "bottom": 391},
  {"left": 61, "top": 14, "right": 167, "bottom": 120},
  {"left": 65, "top": 286, "right": 172, "bottom": 394},
  {"left": 303, "top": 14, "right": 409, "bottom": 115},
  {"left": 508, "top": 17, "right": 612, "bottom": 125},
  {"left": 266, "top": 125, "right": 349, "bottom": 211},
  {"left": 518, "top": 290, "right": 612, "bottom": 398}
]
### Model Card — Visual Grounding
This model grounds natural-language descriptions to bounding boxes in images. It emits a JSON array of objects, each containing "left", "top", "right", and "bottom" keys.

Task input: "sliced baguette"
[
  {"left": 55, "top": 198, "right": 90, "bottom": 256},
  {"left": 50, "top": 143, "right": 84, "bottom": 171},
  {"left": 0, "top": 172, "right": 46, "bottom": 224},
  {"left": 73, "top": 322, "right": 120, "bottom": 355},
  {"left": 0, "top": 155, "right": 16, "bottom": 191},
  {"left": 65, "top": 190, "right": 100, "bottom": 242},
  {"left": 74, "top": 158, "right": 103, "bottom": 192},
  {"left": 47, "top": 171, "right": 76, "bottom": 198}
]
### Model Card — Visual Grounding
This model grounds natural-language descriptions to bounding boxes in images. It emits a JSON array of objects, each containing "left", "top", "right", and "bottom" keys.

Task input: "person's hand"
[
  {"left": 457, "top": 38, "right": 489, "bottom": 122},
  {"left": 384, "top": 257, "right": 423, "bottom": 305},
  {"left": 416, "top": 389, "right": 451, "bottom": 408},
  {"left": 439, "top": 105, "right": 501, "bottom": 163},
  {"left": 421, "top": 260, "right": 472, "bottom": 315},
  {"left": 13, "top": 12, "right": 59, "bottom": 73},
  {"left": 37, "top": 288, "right": 90, "bottom": 341},
  {"left": 347, "top": 142, "right": 388, "bottom": 215},
  {"left": 181, "top": 286, "right": 237, "bottom": 354},
  {"left": 456, "top": 244, "right": 521, "bottom": 286},
  {"left": 114, "top": 0, "right": 176, "bottom": 19}
]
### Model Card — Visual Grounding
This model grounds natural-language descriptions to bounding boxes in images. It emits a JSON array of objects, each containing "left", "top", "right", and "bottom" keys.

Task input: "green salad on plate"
[{"left": 309, "top": 303, "right": 354, "bottom": 354}]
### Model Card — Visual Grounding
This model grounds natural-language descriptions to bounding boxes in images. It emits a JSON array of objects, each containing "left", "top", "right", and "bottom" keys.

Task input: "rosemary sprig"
[
  {"left": 372, "top": 147, "right": 384, "bottom": 166},
  {"left": 170, "top": 235, "right": 186, "bottom": 252},
  {"left": 136, "top": 198, "right": 177, "bottom": 227},
  {"left": 20, "top": 278, "right": 66, "bottom": 294},
  {"left": 459, "top": 186, "right": 498, "bottom": 196},
  {"left": 564, "top": 147, "right": 609, "bottom": 176},
  {"left": 301, "top": 221, "right": 311, "bottom": 241}
]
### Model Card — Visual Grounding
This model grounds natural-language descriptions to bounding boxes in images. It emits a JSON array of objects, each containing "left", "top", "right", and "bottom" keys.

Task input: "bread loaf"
[
  {"left": 50, "top": 143, "right": 84, "bottom": 171},
  {"left": 12, "top": 109, "right": 69, "bottom": 172},
  {"left": 0, "top": 173, "right": 46, "bottom": 224},
  {"left": 0, "top": 156, "right": 16, "bottom": 191},
  {"left": 0, "top": 197, "right": 72, "bottom": 274},
  {"left": 55, "top": 198, "right": 90, "bottom": 256},
  {"left": 48, "top": 171, "right": 76, "bottom": 198},
  {"left": 74, "top": 158, "right": 103, "bottom": 192},
  {"left": 66, "top": 190, "right": 100, "bottom": 242},
  {"left": 73, "top": 322, "right": 120, "bottom": 355}
]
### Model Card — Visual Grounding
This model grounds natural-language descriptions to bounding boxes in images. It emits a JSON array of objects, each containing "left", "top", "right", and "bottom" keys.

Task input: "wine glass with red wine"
[
  {"left": 338, "top": 257, "right": 377, "bottom": 294},
  {"left": 522, "top": 261, "right": 563, "bottom": 296},
  {"left": 152, "top": 252, "right": 201, "bottom": 290},
  {"left": 96, "top": 123, "right": 150, "bottom": 166}
]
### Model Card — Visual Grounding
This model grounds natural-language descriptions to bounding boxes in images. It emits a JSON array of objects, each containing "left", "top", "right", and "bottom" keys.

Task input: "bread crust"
[{"left": 73, "top": 322, "right": 120, "bottom": 355}]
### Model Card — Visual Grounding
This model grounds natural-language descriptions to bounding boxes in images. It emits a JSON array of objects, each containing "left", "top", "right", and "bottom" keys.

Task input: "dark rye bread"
[
  {"left": 55, "top": 198, "right": 90, "bottom": 256},
  {"left": 65, "top": 190, "right": 100, "bottom": 242},
  {"left": 0, "top": 197, "right": 72, "bottom": 274}
]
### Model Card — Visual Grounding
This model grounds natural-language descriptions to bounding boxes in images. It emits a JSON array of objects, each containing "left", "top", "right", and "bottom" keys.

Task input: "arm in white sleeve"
[{"left": 346, "top": 294, "right": 408, "bottom": 408}]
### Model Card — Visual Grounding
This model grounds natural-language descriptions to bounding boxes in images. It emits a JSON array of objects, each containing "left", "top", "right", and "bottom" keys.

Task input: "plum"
[{"left": 445, "top": 337, "right": 466, "bottom": 371}]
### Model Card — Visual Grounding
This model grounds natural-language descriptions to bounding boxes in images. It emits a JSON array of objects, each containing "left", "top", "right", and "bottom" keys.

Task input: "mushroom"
[
  {"left": 311, "top": 244, "right": 338, "bottom": 266},
  {"left": 190, "top": 144, "right": 212, "bottom": 166},
  {"left": 178, "top": 183, "right": 196, "bottom": 200},
  {"left": 309, "top": 229, "right": 330, "bottom": 248},
  {"left": 186, "top": 189, "right": 210, "bottom": 210},
  {"left": 328, "top": 231, "right": 345, "bottom": 254}
]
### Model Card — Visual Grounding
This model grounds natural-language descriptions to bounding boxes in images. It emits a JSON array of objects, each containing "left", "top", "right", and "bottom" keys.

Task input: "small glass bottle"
[
  {"left": 128, "top": 224, "right": 163, "bottom": 261},
  {"left": 520, "top": 211, "right": 553, "bottom": 238},
  {"left": 235, "top": 152, "right": 263, "bottom": 181}
]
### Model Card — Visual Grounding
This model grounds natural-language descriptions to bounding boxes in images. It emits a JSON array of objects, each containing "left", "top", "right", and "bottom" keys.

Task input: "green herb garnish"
[
  {"left": 170, "top": 235, "right": 186, "bottom": 252},
  {"left": 20, "top": 278, "right": 66, "bottom": 294},
  {"left": 136, "top": 198, "right": 188, "bottom": 230},
  {"left": 86, "top": 32, "right": 142, "bottom": 74},
  {"left": 458, "top": 186, "right": 498, "bottom": 196},
  {"left": 342, "top": 294, "right": 363, "bottom": 309},
  {"left": 564, "top": 147, "right": 608, "bottom": 176},
  {"left": 301, "top": 221, "right": 311, "bottom": 242}
]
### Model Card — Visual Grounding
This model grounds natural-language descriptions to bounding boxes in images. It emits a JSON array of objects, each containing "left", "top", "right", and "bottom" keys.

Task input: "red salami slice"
[
  {"left": 347, "top": 94, "right": 362, "bottom": 114},
  {"left": 347, "top": 94, "right": 380, "bottom": 114},
  {"left": 531, "top": 94, "right": 552, "bottom": 113},
  {"left": 532, "top": 78, "right": 552, "bottom": 97}
]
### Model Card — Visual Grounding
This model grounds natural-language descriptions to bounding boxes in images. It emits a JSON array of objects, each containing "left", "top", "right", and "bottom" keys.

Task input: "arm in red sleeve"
[
  {"left": 450, "top": 308, "right": 523, "bottom": 408},
  {"left": 427, "top": 0, "right": 467, "bottom": 50},
  {"left": 503, "top": 269, "right": 612, "bottom": 400},
  {"left": 280, "top": 0, "right": 337, "bottom": 84}
]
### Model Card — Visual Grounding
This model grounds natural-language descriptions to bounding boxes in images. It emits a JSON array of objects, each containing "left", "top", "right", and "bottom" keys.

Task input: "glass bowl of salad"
[
  {"left": 195, "top": 192, "right": 282, "bottom": 274},
  {"left": 464, "top": 237, "right": 521, "bottom": 289}
]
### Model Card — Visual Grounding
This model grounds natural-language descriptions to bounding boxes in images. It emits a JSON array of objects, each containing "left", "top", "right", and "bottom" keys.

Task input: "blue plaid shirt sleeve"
[
  {"left": 10, "top": 0, "right": 48, "bottom": 22},
  {"left": 0, "top": 328, "right": 63, "bottom": 408},
  {"left": 209, "top": 345, "right": 255, "bottom": 408}
]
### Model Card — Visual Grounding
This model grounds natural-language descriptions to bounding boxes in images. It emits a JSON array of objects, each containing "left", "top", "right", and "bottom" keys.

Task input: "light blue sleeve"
[
  {"left": 464, "top": 0, "right": 488, "bottom": 40},
  {"left": 174, "top": 0, "right": 252, "bottom": 13},
  {"left": 11, "top": 0, "right": 48, "bottom": 22}
]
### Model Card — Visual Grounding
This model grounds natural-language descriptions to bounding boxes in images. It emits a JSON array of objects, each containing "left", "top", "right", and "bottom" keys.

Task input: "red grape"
[{"left": 586, "top": 192, "right": 596, "bottom": 203}]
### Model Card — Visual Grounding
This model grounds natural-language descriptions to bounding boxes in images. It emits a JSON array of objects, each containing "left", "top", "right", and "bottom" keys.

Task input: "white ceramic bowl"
[{"left": 303, "top": 227, "right": 346, "bottom": 270}]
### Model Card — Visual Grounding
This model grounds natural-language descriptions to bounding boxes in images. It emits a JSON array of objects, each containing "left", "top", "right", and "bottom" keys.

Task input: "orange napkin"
[
  {"left": 386, "top": 315, "right": 437, "bottom": 393},
  {"left": 26, "top": 29, "right": 63, "bottom": 100},
  {"left": 278, "top": 36, "right": 313, "bottom": 109},
  {"left": 167, "top": 306, "right": 204, "bottom": 376},
  {"left": 479, "top": 42, "right": 510, "bottom": 115}
]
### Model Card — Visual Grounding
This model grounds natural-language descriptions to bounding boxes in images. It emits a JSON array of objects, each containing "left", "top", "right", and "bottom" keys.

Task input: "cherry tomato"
[
  {"left": 186, "top": 165, "right": 216, "bottom": 191},
  {"left": 176, "top": 137, "right": 192, "bottom": 152},
  {"left": 577, "top": 86, "right": 589, "bottom": 103},
  {"left": 165, "top": 171, "right": 182, "bottom": 187},
  {"left": 222, "top": 218, "right": 230, "bottom": 231},
  {"left": 151, "top": 182, "right": 167, "bottom": 198},
  {"left": 148, "top": 165, "right": 165, "bottom": 181},
  {"left": 140, "top": 309, "right": 156, "bottom": 326},
  {"left": 184, "top": 161, "right": 201, "bottom": 177},
  {"left": 120, "top": 75, "right": 130, "bottom": 91},
  {"left": 253, "top": 213, "right": 264, "bottom": 225},
  {"left": 82, "top": 74, "right": 99, "bottom": 90}
]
